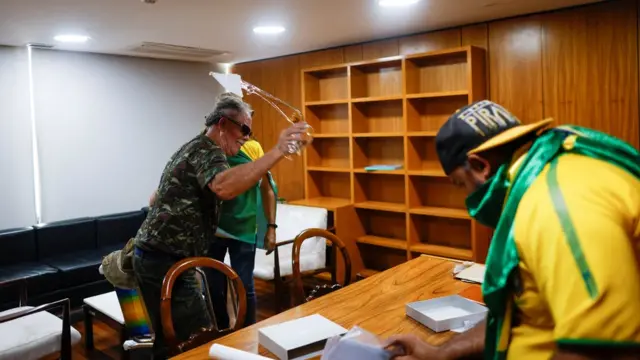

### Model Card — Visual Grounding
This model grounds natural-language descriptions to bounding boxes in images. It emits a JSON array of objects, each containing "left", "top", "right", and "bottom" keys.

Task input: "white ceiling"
[{"left": 0, "top": 0, "right": 601, "bottom": 64}]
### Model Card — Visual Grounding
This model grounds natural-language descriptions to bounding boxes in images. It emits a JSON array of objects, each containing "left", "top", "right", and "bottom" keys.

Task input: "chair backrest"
[
  {"left": 35, "top": 217, "right": 97, "bottom": 259},
  {"left": 0, "top": 227, "right": 37, "bottom": 265},
  {"left": 291, "top": 229, "right": 352, "bottom": 305},
  {"left": 276, "top": 204, "right": 328, "bottom": 236},
  {"left": 96, "top": 210, "right": 145, "bottom": 248},
  {"left": 272, "top": 204, "right": 328, "bottom": 260},
  {"left": 160, "top": 257, "right": 246, "bottom": 356}
]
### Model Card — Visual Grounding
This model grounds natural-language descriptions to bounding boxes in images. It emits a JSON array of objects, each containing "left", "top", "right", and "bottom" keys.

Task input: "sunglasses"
[{"left": 221, "top": 116, "right": 252, "bottom": 137}]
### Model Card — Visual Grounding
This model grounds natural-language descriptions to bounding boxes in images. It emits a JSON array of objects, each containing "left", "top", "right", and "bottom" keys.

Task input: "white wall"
[
  {"left": 30, "top": 50, "right": 224, "bottom": 223},
  {"left": 0, "top": 46, "right": 36, "bottom": 229}
]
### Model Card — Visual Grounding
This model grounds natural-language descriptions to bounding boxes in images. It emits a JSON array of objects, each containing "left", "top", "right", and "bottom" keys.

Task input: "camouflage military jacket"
[{"left": 135, "top": 134, "right": 229, "bottom": 258}]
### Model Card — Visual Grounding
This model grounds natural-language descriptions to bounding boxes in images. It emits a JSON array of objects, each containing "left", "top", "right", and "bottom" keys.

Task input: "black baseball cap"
[{"left": 435, "top": 100, "right": 553, "bottom": 175}]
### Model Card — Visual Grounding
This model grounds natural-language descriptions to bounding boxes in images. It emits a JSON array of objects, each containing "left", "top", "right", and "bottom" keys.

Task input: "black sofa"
[{"left": 0, "top": 208, "right": 149, "bottom": 311}]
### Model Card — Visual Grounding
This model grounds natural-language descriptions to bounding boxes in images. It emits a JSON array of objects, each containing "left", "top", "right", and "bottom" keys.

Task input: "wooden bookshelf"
[{"left": 291, "top": 46, "right": 489, "bottom": 277}]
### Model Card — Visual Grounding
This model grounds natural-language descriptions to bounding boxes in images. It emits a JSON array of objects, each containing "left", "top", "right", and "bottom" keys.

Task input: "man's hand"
[
  {"left": 276, "top": 122, "right": 310, "bottom": 155},
  {"left": 149, "top": 190, "right": 158, "bottom": 207},
  {"left": 264, "top": 227, "right": 276, "bottom": 255},
  {"left": 386, "top": 334, "right": 445, "bottom": 360}
]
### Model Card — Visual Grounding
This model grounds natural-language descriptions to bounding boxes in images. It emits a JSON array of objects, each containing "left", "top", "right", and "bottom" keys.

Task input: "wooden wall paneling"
[
  {"left": 276, "top": 56, "right": 306, "bottom": 200},
  {"left": 399, "top": 29, "right": 462, "bottom": 55},
  {"left": 261, "top": 57, "right": 305, "bottom": 201},
  {"left": 233, "top": 62, "right": 266, "bottom": 147},
  {"left": 461, "top": 24, "right": 488, "bottom": 49},
  {"left": 344, "top": 45, "right": 364, "bottom": 63},
  {"left": 299, "top": 48, "right": 344, "bottom": 69},
  {"left": 542, "top": 0, "right": 639, "bottom": 147},
  {"left": 489, "top": 16, "right": 544, "bottom": 124},
  {"left": 258, "top": 59, "right": 278, "bottom": 151},
  {"left": 462, "top": 24, "right": 490, "bottom": 98},
  {"left": 361, "top": 38, "right": 400, "bottom": 60},
  {"left": 234, "top": 60, "right": 308, "bottom": 201},
  {"left": 468, "top": 46, "right": 487, "bottom": 102}
]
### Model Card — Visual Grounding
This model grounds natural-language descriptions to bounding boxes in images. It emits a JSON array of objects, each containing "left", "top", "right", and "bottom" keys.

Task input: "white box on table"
[
  {"left": 406, "top": 295, "right": 488, "bottom": 333},
  {"left": 258, "top": 314, "right": 347, "bottom": 360}
]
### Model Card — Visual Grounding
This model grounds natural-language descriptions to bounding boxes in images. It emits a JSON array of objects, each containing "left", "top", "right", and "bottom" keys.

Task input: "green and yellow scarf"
[{"left": 472, "top": 126, "right": 640, "bottom": 359}]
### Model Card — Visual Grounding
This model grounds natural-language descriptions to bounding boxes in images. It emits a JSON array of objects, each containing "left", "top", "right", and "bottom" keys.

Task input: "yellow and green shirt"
[
  {"left": 240, "top": 140, "right": 265, "bottom": 162},
  {"left": 506, "top": 152, "right": 640, "bottom": 359},
  {"left": 215, "top": 140, "right": 265, "bottom": 242}
]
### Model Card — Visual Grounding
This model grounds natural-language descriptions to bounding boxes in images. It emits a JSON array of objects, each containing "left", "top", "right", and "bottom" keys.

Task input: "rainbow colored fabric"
[{"left": 115, "top": 287, "right": 152, "bottom": 336}]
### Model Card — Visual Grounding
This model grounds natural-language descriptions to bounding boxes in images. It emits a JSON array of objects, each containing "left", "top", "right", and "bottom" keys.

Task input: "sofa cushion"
[
  {"left": 96, "top": 210, "right": 145, "bottom": 248},
  {"left": 35, "top": 218, "right": 97, "bottom": 259},
  {"left": 0, "top": 227, "right": 37, "bottom": 265},
  {"left": 44, "top": 249, "right": 105, "bottom": 288},
  {"left": 0, "top": 262, "right": 61, "bottom": 300}
]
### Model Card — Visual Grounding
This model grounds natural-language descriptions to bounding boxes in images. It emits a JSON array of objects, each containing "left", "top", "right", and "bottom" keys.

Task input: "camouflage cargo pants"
[{"left": 132, "top": 248, "right": 211, "bottom": 359}]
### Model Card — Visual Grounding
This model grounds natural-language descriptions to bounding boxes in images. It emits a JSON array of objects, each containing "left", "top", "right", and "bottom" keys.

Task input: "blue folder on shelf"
[{"left": 363, "top": 164, "right": 403, "bottom": 171}]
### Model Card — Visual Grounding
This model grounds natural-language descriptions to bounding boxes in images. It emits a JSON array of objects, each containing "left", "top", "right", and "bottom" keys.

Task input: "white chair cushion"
[
  {"left": 253, "top": 249, "right": 325, "bottom": 280},
  {"left": 83, "top": 291, "right": 125, "bottom": 325},
  {"left": 223, "top": 204, "right": 328, "bottom": 280},
  {"left": 0, "top": 306, "right": 82, "bottom": 360}
]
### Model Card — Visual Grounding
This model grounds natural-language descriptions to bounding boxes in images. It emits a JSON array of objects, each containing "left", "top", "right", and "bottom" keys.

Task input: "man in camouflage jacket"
[{"left": 132, "top": 93, "right": 308, "bottom": 359}]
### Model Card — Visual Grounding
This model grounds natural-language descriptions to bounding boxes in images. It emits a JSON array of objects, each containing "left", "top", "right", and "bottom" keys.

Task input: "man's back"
[
  {"left": 135, "top": 134, "right": 229, "bottom": 258},
  {"left": 508, "top": 152, "right": 640, "bottom": 359}
]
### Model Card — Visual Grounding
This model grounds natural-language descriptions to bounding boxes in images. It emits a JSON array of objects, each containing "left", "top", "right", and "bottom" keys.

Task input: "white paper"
[
  {"left": 210, "top": 72, "right": 244, "bottom": 98},
  {"left": 209, "top": 344, "right": 271, "bottom": 360},
  {"left": 454, "top": 263, "right": 485, "bottom": 284}
]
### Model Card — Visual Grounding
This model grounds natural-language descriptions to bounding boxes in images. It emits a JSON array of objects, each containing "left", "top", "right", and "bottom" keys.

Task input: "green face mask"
[{"left": 464, "top": 164, "right": 510, "bottom": 229}]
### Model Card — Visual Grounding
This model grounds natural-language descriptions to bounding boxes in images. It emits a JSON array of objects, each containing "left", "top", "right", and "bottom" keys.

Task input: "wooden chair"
[
  {"left": 291, "top": 229, "right": 352, "bottom": 305},
  {"left": 160, "top": 257, "right": 247, "bottom": 357}
]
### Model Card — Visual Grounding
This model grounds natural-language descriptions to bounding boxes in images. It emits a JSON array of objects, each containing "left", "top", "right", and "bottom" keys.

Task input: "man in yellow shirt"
[{"left": 389, "top": 100, "right": 640, "bottom": 359}]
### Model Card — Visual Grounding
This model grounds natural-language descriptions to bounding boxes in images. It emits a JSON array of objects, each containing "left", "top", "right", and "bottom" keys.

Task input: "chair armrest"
[
  {"left": 275, "top": 239, "right": 295, "bottom": 247},
  {"left": 273, "top": 228, "right": 331, "bottom": 280},
  {"left": 274, "top": 226, "right": 333, "bottom": 249},
  {"left": 0, "top": 298, "right": 73, "bottom": 360},
  {"left": 0, "top": 298, "right": 69, "bottom": 323}
]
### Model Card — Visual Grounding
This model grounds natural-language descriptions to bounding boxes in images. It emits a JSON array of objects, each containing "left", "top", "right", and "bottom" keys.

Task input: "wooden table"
[{"left": 173, "top": 256, "right": 482, "bottom": 359}]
